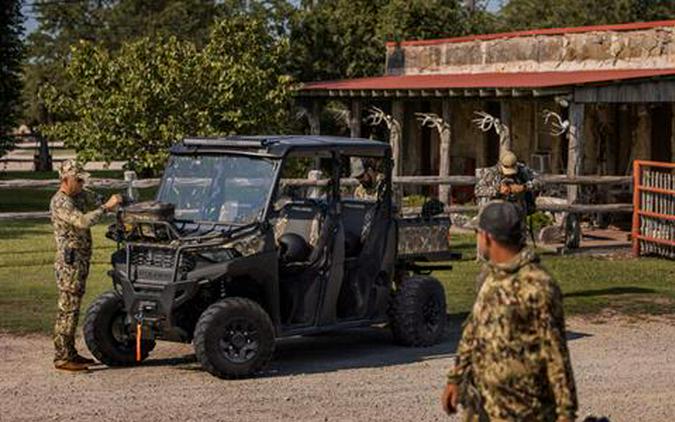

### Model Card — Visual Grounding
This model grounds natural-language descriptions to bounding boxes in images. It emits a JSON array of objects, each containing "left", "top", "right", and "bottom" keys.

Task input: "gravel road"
[{"left": 1, "top": 316, "right": 673, "bottom": 422}]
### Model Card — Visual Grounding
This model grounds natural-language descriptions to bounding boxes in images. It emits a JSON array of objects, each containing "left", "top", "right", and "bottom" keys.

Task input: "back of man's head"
[{"left": 478, "top": 201, "right": 525, "bottom": 249}]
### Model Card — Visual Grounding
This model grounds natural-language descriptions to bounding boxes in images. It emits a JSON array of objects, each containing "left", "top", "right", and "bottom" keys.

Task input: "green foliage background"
[
  {"left": 40, "top": 17, "right": 292, "bottom": 174},
  {"left": 0, "top": 0, "right": 23, "bottom": 156},
  {"left": 12, "top": 0, "right": 675, "bottom": 173}
]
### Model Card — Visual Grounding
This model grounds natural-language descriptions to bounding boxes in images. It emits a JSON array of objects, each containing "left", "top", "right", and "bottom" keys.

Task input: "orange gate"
[{"left": 632, "top": 160, "right": 675, "bottom": 258}]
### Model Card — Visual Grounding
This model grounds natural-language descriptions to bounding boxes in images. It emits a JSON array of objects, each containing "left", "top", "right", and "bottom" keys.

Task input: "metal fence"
[{"left": 632, "top": 160, "right": 675, "bottom": 259}]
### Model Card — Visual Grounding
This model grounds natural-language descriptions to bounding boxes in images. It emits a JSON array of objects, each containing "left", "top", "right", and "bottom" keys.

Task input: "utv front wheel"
[
  {"left": 390, "top": 276, "right": 447, "bottom": 347},
  {"left": 83, "top": 291, "right": 155, "bottom": 366},
  {"left": 194, "top": 298, "right": 275, "bottom": 379}
]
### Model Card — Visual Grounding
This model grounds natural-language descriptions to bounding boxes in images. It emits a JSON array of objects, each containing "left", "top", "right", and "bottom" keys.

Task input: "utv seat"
[{"left": 274, "top": 200, "right": 325, "bottom": 249}]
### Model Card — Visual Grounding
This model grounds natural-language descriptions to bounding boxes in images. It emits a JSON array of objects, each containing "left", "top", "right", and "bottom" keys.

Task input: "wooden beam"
[
  {"left": 308, "top": 100, "right": 322, "bottom": 135},
  {"left": 438, "top": 99, "right": 452, "bottom": 204},
  {"left": 479, "top": 89, "right": 494, "bottom": 97},
  {"left": 0, "top": 174, "right": 632, "bottom": 191},
  {"left": 349, "top": 100, "right": 362, "bottom": 138},
  {"left": 574, "top": 79, "right": 675, "bottom": 103},
  {"left": 500, "top": 101, "right": 512, "bottom": 152},
  {"left": 391, "top": 100, "right": 405, "bottom": 177},
  {"left": 0, "top": 178, "right": 161, "bottom": 189},
  {"left": 566, "top": 102, "right": 585, "bottom": 249},
  {"left": 672, "top": 103, "right": 675, "bottom": 163}
]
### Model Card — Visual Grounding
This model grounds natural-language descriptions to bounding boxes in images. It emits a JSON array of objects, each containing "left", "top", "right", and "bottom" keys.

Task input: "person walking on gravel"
[
  {"left": 50, "top": 160, "right": 122, "bottom": 371},
  {"left": 441, "top": 201, "right": 577, "bottom": 421}
]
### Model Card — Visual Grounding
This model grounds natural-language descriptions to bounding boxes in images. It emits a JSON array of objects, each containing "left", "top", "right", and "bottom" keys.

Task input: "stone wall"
[{"left": 385, "top": 26, "right": 675, "bottom": 75}]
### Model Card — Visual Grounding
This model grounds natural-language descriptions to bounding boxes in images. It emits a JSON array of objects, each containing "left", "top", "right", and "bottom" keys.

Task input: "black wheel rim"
[
  {"left": 219, "top": 318, "right": 259, "bottom": 364},
  {"left": 110, "top": 312, "right": 133, "bottom": 349},
  {"left": 422, "top": 297, "right": 443, "bottom": 334}
]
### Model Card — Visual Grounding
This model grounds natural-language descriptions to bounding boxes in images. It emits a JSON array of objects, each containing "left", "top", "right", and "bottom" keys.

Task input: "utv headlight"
[{"left": 199, "top": 249, "right": 238, "bottom": 263}]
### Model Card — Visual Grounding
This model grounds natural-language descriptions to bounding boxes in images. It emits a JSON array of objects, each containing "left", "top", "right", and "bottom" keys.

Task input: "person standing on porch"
[{"left": 475, "top": 150, "right": 541, "bottom": 214}]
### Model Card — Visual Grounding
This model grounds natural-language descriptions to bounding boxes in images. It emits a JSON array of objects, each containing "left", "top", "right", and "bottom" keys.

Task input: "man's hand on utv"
[{"left": 104, "top": 194, "right": 123, "bottom": 211}]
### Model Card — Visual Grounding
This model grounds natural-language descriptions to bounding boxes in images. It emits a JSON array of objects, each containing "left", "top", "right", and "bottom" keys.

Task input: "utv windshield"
[{"left": 157, "top": 154, "right": 278, "bottom": 224}]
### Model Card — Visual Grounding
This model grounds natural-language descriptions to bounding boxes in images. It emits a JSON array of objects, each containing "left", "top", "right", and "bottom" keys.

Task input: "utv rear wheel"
[
  {"left": 390, "top": 276, "right": 447, "bottom": 347},
  {"left": 194, "top": 298, "right": 275, "bottom": 379},
  {"left": 83, "top": 291, "right": 155, "bottom": 366}
]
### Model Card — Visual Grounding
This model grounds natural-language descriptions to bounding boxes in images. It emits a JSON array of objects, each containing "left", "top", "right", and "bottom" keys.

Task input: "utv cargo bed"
[{"left": 397, "top": 215, "right": 462, "bottom": 262}]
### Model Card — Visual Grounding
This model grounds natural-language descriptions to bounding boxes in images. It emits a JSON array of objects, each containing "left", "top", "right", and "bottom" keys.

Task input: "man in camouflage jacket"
[
  {"left": 351, "top": 158, "right": 384, "bottom": 201},
  {"left": 475, "top": 150, "right": 541, "bottom": 211},
  {"left": 50, "top": 160, "right": 122, "bottom": 371},
  {"left": 442, "top": 201, "right": 577, "bottom": 421}
]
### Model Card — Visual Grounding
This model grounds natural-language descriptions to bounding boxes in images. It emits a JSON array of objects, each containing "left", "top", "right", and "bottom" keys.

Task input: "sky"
[{"left": 21, "top": 0, "right": 504, "bottom": 37}]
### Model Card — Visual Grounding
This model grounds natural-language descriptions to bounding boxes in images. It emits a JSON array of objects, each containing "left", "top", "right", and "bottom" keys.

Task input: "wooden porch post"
[
  {"left": 672, "top": 104, "right": 675, "bottom": 163},
  {"left": 308, "top": 100, "right": 322, "bottom": 135},
  {"left": 391, "top": 100, "right": 404, "bottom": 176},
  {"left": 565, "top": 102, "right": 585, "bottom": 249},
  {"left": 500, "top": 101, "right": 512, "bottom": 152},
  {"left": 439, "top": 99, "right": 452, "bottom": 204},
  {"left": 349, "top": 100, "right": 362, "bottom": 138}
]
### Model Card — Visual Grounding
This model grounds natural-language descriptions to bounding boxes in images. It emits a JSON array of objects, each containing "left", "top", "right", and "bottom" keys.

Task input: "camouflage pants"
[{"left": 53, "top": 255, "right": 90, "bottom": 364}]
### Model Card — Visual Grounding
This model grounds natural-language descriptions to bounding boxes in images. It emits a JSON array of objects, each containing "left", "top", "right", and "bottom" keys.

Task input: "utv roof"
[{"left": 172, "top": 135, "right": 391, "bottom": 157}]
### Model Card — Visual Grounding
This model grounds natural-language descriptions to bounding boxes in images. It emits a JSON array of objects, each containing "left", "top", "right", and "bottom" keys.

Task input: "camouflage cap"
[
  {"left": 58, "top": 159, "right": 90, "bottom": 181},
  {"left": 499, "top": 150, "right": 518, "bottom": 176},
  {"left": 350, "top": 158, "right": 366, "bottom": 178}
]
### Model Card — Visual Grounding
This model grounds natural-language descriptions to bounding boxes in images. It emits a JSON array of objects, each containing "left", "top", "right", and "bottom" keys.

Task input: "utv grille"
[{"left": 130, "top": 247, "right": 196, "bottom": 273}]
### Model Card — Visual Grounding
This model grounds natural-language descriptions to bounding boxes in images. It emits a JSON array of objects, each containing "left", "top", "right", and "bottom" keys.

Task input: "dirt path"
[{"left": 1, "top": 317, "right": 673, "bottom": 422}]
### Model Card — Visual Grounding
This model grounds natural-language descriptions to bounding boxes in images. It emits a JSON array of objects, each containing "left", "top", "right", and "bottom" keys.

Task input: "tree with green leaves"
[
  {"left": 0, "top": 0, "right": 23, "bottom": 156},
  {"left": 500, "top": 0, "right": 675, "bottom": 30},
  {"left": 376, "top": 0, "right": 473, "bottom": 42},
  {"left": 23, "top": 0, "right": 295, "bottom": 126},
  {"left": 41, "top": 17, "right": 292, "bottom": 174},
  {"left": 288, "top": 0, "right": 385, "bottom": 82},
  {"left": 288, "top": 0, "right": 494, "bottom": 82}
]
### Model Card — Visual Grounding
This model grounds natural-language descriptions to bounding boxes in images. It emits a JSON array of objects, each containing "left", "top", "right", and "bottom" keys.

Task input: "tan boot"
[
  {"left": 54, "top": 360, "right": 90, "bottom": 372},
  {"left": 72, "top": 354, "right": 95, "bottom": 365}
]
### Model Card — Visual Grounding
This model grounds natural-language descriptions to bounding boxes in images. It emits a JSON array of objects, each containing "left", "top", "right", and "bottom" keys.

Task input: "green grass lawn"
[{"left": 0, "top": 221, "right": 673, "bottom": 334}]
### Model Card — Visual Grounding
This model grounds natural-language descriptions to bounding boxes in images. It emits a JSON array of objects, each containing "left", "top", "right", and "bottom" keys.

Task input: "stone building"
[{"left": 296, "top": 20, "right": 675, "bottom": 202}]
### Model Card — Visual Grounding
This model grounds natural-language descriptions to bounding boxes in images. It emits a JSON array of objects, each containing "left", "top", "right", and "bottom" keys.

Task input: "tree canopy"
[
  {"left": 288, "top": 0, "right": 494, "bottom": 82},
  {"left": 41, "top": 17, "right": 292, "bottom": 173},
  {"left": 0, "top": 0, "right": 23, "bottom": 156},
  {"left": 501, "top": 0, "right": 675, "bottom": 30},
  {"left": 15, "top": 0, "right": 675, "bottom": 171}
]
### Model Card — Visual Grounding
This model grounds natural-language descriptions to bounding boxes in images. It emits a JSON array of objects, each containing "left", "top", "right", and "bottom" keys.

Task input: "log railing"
[
  {"left": 0, "top": 174, "right": 634, "bottom": 222},
  {"left": 0, "top": 174, "right": 631, "bottom": 189}
]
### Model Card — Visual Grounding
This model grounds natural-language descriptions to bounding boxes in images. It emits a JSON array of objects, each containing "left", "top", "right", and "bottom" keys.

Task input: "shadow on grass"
[{"left": 564, "top": 287, "right": 656, "bottom": 298}]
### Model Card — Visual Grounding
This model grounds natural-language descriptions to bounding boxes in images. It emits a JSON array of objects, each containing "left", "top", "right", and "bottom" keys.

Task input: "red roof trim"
[
  {"left": 299, "top": 68, "right": 675, "bottom": 91},
  {"left": 385, "top": 20, "right": 675, "bottom": 48}
]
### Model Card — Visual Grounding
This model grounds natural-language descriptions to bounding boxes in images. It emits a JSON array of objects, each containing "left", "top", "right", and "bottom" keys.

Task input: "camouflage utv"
[{"left": 84, "top": 136, "right": 460, "bottom": 379}]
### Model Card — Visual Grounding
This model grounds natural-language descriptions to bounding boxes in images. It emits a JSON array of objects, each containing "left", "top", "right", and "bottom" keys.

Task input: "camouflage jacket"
[
  {"left": 353, "top": 174, "right": 384, "bottom": 201},
  {"left": 475, "top": 163, "right": 541, "bottom": 207},
  {"left": 50, "top": 190, "right": 105, "bottom": 257},
  {"left": 447, "top": 249, "right": 577, "bottom": 421}
]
